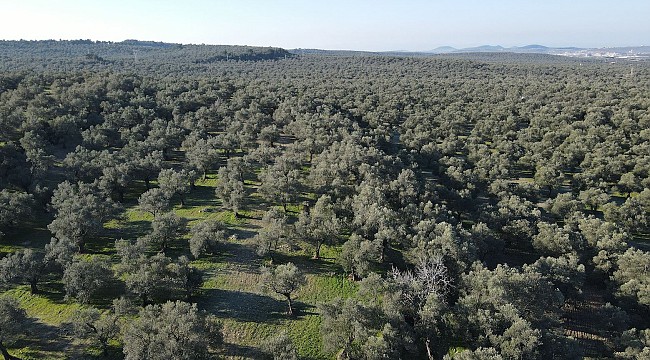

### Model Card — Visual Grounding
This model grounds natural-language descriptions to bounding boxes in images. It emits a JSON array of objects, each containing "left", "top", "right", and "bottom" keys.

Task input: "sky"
[{"left": 1, "top": 0, "right": 648, "bottom": 51}]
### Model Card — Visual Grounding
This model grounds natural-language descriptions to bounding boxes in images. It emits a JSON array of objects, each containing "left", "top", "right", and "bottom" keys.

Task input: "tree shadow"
[
  {"left": 14, "top": 317, "right": 74, "bottom": 357},
  {"left": 121, "top": 180, "right": 149, "bottom": 205},
  {"left": 87, "top": 233, "right": 127, "bottom": 256},
  {"left": 111, "top": 220, "right": 151, "bottom": 241},
  {"left": 272, "top": 253, "right": 343, "bottom": 276},
  {"left": 3, "top": 212, "right": 53, "bottom": 250},
  {"left": 220, "top": 241, "right": 262, "bottom": 268},
  {"left": 244, "top": 192, "right": 270, "bottom": 212},
  {"left": 222, "top": 342, "right": 267, "bottom": 359},
  {"left": 199, "top": 289, "right": 285, "bottom": 324},
  {"left": 91, "top": 278, "right": 127, "bottom": 308},
  {"left": 184, "top": 184, "right": 220, "bottom": 208},
  {"left": 230, "top": 228, "right": 259, "bottom": 240},
  {"left": 293, "top": 300, "right": 318, "bottom": 318},
  {"left": 492, "top": 247, "right": 539, "bottom": 268},
  {"left": 384, "top": 246, "right": 408, "bottom": 270},
  {"left": 35, "top": 280, "right": 67, "bottom": 303},
  {"left": 630, "top": 233, "right": 650, "bottom": 251}
]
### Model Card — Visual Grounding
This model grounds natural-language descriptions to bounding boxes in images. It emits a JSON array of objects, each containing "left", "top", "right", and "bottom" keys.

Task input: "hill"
[{"left": 0, "top": 40, "right": 292, "bottom": 72}]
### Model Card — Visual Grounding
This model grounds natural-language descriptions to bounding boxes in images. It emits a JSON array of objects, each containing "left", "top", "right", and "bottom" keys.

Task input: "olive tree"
[
  {"left": 183, "top": 136, "right": 219, "bottom": 180},
  {"left": 0, "top": 297, "right": 28, "bottom": 360},
  {"left": 260, "top": 262, "right": 306, "bottom": 316},
  {"left": 0, "top": 190, "right": 33, "bottom": 240},
  {"left": 63, "top": 256, "right": 113, "bottom": 303},
  {"left": 48, "top": 181, "right": 119, "bottom": 253},
  {"left": 338, "top": 234, "right": 382, "bottom": 280},
  {"left": 612, "top": 248, "right": 650, "bottom": 307},
  {"left": 157, "top": 169, "right": 192, "bottom": 207},
  {"left": 0, "top": 249, "right": 45, "bottom": 294},
  {"left": 215, "top": 159, "right": 246, "bottom": 217},
  {"left": 258, "top": 153, "right": 302, "bottom": 212},
  {"left": 141, "top": 211, "right": 187, "bottom": 254},
  {"left": 319, "top": 296, "right": 391, "bottom": 360},
  {"left": 294, "top": 195, "right": 340, "bottom": 259},
  {"left": 70, "top": 307, "right": 119, "bottom": 357},
  {"left": 262, "top": 331, "right": 298, "bottom": 360},
  {"left": 138, "top": 188, "right": 171, "bottom": 217},
  {"left": 122, "top": 301, "right": 222, "bottom": 360},
  {"left": 189, "top": 220, "right": 228, "bottom": 259},
  {"left": 254, "top": 208, "right": 289, "bottom": 263}
]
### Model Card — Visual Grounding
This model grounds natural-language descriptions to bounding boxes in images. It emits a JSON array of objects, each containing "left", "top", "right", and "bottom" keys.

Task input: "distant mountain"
[
  {"left": 509, "top": 45, "right": 550, "bottom": 53},
  {"left": 518, "top": 44, "right": 548, "bottom": 50},
  {"left": 120, "top": 39, "right": 177, "bottom": 48},
  {"left": 429, "top": 46, "right": 456, "bottom": 53},
  {"left": 289, "top": 48, "right": 376, "bottom": 56},
  {"left": 462, "top": 45, "right": 505, "bottom": 52}
]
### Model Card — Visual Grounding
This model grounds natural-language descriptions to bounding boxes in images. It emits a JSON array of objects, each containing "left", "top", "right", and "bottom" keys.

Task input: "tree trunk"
[
  {"left": 425, "top": 337, "right": 434, "bottom": 360},
  {"left": 29, "top": 279, "right": 38, "bottom": 294},
  {"left": 337, "top": 347, "right": 351, "bottom": 360},
  {"left": 312, "top": 241, "right": 322, "bottom": 260},
  {"left": 0, "top": 342, "right": 21, "bottom": 360},
  {"left": 78, "top": 239, "right": 86, "bottom": 254},
  {"left": 268, "top": 242, "right": 275, "bottom": 264},
  {"left": 144, "top": 177, "right": 151, "bottom": 190},
  {"left": 285, "top": 294, "right": 295, "bottom": 316},
  {"left": 100, "top": 339, "right": 109, "bottom": 357},
  {"left": 336, "top": 350, "right": 346, "bottom": 360}
]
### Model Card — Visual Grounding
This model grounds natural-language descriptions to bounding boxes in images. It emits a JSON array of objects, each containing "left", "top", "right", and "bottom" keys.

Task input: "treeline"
[
  {"left": 0, "top": 41, "right": 649, "bottom": 359},
  {"left": 0, "top": 40, "right": 292, "bottom": 73}
]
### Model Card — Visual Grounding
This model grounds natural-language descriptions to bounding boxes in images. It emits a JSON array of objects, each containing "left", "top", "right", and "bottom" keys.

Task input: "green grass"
[
  {"left": 299, "top": 275, "right": 357, "bottom": 302},
  {"left": 284, "top": 203, "right": 303, "bottom": 213},
  {"left": 1, "top": 287, "right": 95, "bottom": 360},
  {"left": 0, "top": 165, "right": 362, "bottom": 359},
  {"left": 0, "top": 242, "right": 18, "bottom": 255},
  {"left": 6, "top": 346, "right": 67, "bottom": 360},
  {"left": 3, "top": 286, "right": 84, "bottom": 325},
  {"left": 289, "top": 315, "right": 326, "bottom": 359},
  {"left": 197, "top": 241, "right": 355, "bottom": 359},
  {"left": 202, "top": 272, "right": 354, "bottom": 360}
]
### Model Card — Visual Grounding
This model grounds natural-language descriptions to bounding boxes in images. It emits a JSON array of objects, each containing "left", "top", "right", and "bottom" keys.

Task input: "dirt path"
[{"left": 562, "top": 283, "right": 613, "bottom": 357}]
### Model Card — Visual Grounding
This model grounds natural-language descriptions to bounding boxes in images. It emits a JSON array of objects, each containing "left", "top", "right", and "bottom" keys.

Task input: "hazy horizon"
[{"left": 1, "top": 0, "right": 648, "bottom": 52}]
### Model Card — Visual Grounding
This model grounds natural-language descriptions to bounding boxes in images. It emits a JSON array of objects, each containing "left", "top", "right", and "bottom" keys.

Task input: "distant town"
[{"left": 552, "top": 48, "right": 650, "bottom": 61}]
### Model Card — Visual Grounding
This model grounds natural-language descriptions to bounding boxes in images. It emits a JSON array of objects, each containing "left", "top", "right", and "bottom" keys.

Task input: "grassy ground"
[{"left": 1, "top": 170, "right": 355, "bottom": 359}]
